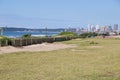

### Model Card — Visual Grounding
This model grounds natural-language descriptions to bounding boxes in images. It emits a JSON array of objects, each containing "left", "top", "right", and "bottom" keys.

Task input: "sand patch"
[{"left": 0, "top": 42, "right": 77, "bottom": 54}]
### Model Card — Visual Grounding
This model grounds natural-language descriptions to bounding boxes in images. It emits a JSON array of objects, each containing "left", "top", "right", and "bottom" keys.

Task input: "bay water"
[{"left": 3, "top": 31, "right": 60, "bottom": 38}]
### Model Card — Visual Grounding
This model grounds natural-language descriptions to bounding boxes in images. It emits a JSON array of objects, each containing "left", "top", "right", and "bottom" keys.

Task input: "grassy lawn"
[
  {"left": 0, "top": 36, "right": 3, "bottom": 39},
  {"left": 0, "top": 38, "right": 120, "bottom": 80}
]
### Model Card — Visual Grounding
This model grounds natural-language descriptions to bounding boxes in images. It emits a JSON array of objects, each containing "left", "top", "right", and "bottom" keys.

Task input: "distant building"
[
  {"left": 113, "top": 24, "right": 118, "bottom": 32},
  {"left": 65, "top": 24, "right": 119, "bottom": 35},
  {"left": 108, "top": 26, "right": 113, "bottom": 32},
  {"left": 100, "top": 26, "right": 105, "bottom": 32},
  {"left": 87, "top": 24, "right": 92, "bottom": 32},
  {"left": 66, "top": 27, "right": 76, "bottom": 33},
  {"left": 105, "top": 26, "right": 112, "bottom": 32},
  {"left": 91, "top": 25, "right": 96, "bottom": 32},
  {"left": 76, "top": 28, "right": 81, "bottom": 34},
  {"left": 95, "top": 25, "right": 100, "bottom": 32}
]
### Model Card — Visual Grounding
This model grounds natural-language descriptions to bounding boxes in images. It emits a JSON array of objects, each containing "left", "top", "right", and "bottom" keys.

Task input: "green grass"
[
  {"left": 0, "top": 38, "right": 120, "bottom": 80},
  {"left": 0, "top": 36, "right": 3, "bottom": 39}
]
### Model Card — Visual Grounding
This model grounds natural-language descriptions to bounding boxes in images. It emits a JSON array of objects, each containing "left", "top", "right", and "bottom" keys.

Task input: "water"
[{"left": 3, "top": 31, "right": 60, "bottom": 38}]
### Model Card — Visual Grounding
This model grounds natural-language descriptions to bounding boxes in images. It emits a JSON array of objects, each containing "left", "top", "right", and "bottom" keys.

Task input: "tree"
[
  {"left": 22, "top": 34, "right": 31, "bottom": 38},
  {"left": 58, "top": 31, "right": 78, "bottom": 37},
  {"left": 79, "top": 32, "right": 98, "bottom": 38}
]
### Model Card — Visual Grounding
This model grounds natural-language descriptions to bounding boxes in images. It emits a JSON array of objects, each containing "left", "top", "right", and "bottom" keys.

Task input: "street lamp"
[
  {"left": 45, "top": 27, "right": 48, "bottom": 37},
  {"left": 0, "top": 28, "right": 3, "bottom": 36}
]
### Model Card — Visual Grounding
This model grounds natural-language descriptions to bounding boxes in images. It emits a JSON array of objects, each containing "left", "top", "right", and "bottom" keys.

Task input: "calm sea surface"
[{"left": 3, "top": 31, "right": 60, "bottom": 38}]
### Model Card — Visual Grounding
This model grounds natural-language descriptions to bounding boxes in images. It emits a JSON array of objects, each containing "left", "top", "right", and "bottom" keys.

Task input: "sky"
[{"left": 0, "top": 0, "right": 120, "bottom": 28}]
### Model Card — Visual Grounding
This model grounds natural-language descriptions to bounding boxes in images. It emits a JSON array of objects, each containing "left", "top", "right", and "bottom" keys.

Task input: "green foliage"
[
  {"left": 0, "top": 36, "right": 12, "bottom": 46},
  {"left": 22, "top": 34, "right": 31, "bottom": 38},
  {"left": 59, "top": 31, "right": 78, "bottom": 37},
  {"left": 0, "top": 36, "right": 4, "bottom": 39},
  {"left": 79, "top": 32, "right": 98, "bottom": 38},
  {"left": 99, "top": 32, "right": 109, "bottom": 36}
]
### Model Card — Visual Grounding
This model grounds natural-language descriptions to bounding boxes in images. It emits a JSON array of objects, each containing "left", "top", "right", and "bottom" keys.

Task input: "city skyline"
[
  {"left": 0, "top": 0, "right": 120, "bottom": 28},
  {"left": 66, "top": 24, "right": 119, "bottom": 34}
]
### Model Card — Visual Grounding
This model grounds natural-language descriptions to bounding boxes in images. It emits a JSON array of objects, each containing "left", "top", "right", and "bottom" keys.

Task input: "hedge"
[{"left": 10, "top": 36, "right": 77, "bottom": 47}]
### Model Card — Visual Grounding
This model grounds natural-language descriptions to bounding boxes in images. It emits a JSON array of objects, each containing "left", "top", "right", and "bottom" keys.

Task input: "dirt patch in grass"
[{"left": 0, "top": 42, "right": 77, "bottom": 54}]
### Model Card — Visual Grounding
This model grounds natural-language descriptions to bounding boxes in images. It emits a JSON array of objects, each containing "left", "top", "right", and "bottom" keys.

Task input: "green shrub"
[
  {"left": 58, "top": 32, "right": 78, "bottom": 37},
  {"left": 79, "top": 32, "right": 98, "bottom": 38},
  {"left": 22, "top": 34, "right": 31, "bottom": 38},
  {"left": 0, "top": 36, "right": 12, "bottom": 46}
]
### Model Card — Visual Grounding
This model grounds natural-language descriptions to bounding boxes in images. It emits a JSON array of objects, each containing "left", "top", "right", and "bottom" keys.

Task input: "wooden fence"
[{"left": 0, "top": 36, "right": 76, "bottom": 47}]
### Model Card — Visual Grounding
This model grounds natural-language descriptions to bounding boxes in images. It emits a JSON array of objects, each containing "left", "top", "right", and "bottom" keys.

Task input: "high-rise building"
[
  {"left": 91, "top": 25, "right": 96, "bottom": 32},
  {"left": 66, "top": 27, "right": 76, "bottom": 33},
  {"left": 87, "top": 24, "right": 92, "bottom": 32},
  {"left": 109, "top": 26, "right": 113, "bottom": 31},
  {"left": 100, "top": 26, "right": 105, "bottom": 32},
  {"left": 107, "top": 26, "right": 112, "bottom": 32},
  {"left": 113, "top": 24, "right": 118, "bottom": 32},
  {"left": 95, "top": 25, "right": 100, "bottom": 32}
]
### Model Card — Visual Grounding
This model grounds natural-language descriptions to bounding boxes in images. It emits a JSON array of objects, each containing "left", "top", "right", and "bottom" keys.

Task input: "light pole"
[
  {"left": 0, "top": 28, "right": 2, "bottom": 51},
  {"left": 45, "top": 27, "right": 48, "bottom": 37},
  {"left": 0, "top": 28, "right": 3, "bottom": 36}
]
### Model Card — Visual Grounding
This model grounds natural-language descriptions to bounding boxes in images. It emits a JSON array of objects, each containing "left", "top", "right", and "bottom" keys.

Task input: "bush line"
[{"left": 0, "top": 36, "right": 77, "bottom": 47}]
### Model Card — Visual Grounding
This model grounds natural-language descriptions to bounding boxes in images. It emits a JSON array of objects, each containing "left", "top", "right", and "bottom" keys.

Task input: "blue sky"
[{"left": 0, "top": 0, "right": 120, "bottom": 28}]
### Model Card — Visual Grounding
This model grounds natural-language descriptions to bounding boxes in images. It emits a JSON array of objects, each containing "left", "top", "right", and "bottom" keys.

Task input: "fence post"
[
  {"left": 0, "top": 39, "right": 1, "bottom": 50},
  {"left": 25, "top": 39, "right": 27, "bottom": 46},
  {"left": 31, "top": 38, "right": 32, "bottom": 45},
  {"left": 20, "top": 39, "right": 22, "bottom": 47},
  {"left": 13, "top": 39, "right": 15, "bottom": 46}
]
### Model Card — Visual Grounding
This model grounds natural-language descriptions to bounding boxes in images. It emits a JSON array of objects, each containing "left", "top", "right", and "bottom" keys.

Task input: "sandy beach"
[{"left": 0, "top": 42, "right": 76, "bottom": 54}]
